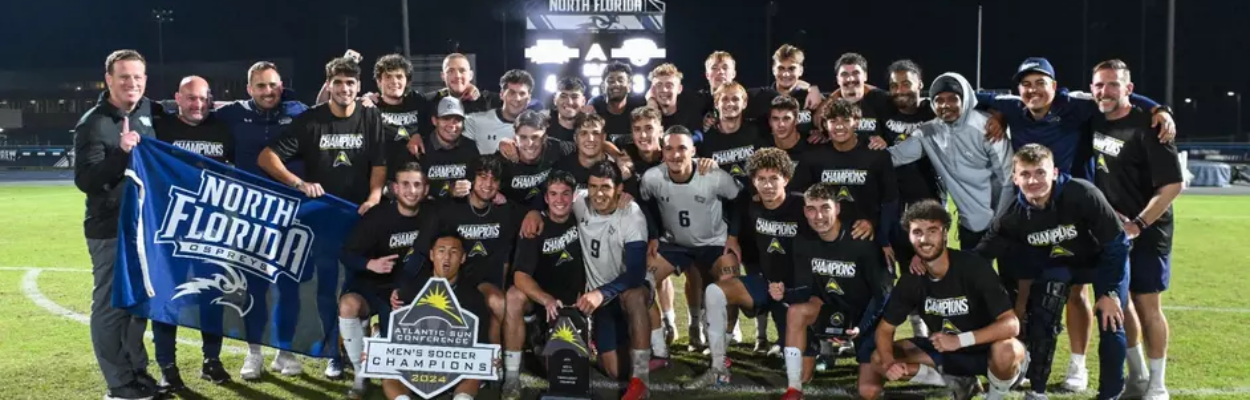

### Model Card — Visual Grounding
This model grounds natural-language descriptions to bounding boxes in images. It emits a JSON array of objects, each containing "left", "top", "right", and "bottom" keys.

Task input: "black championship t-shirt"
[
  {"left": 155, "top": 113, "right": 235, "bottom": 164},
  {"left": 792, "top": 225, "right": 889, "bottom": 335},
  {"left": 591, "top": 94, "right": 647, "bottom": 146},
  {"left": 501, "top": 138, "right": 577, "bottom": 209},
  {"left": 974, "top": 177, "right": 1123, "bottom": 270},
  {"left": 554, "top": 154, "right": 615, "bottom": 190},
  {"left": 878, "top": 99, "right": 941, "bottom": 204},
  {"left": 661, "top": 93, "right": 707, "bottom": 134},
  {"left": 270, "top": 102, "right": 385, "bottom": 204},
  {"left": 733, "top": 194, "right": 806, "bottom": 284},
  {"left": 794, "top": 140, "right": 897, "bottom": 225},
  {"left": 852, "top": 88, "right": 894, "bottom": 137},
  {"left": 547, "top": 111, "right": 577, "bottom": 142},
  {"left": 343, "top": 202, "right": 425, "bottom": 290},
  {"left": 1091, "top": 107, "right": 1183, "bottom": 252},
  {"left": 406, "top": 197, "right": 523, "bottom": 290},
  {"left": 766, "top": 137, "right": 818, "bottom": 194},
  {"left": 378, "top": 93, "right": 429, "bottom": 181},
  {"left": 698, "top": 122, "right": 769, "bottom": 184},
  {"left": 746, "top": 86, "right": 815, "bottom": 137},
  {"left": 512, "top": 213, "right": 585, "bottom": 304},
  {"left": 883, "top": 249, "right": 1012, "bottom": 352},
  {"left": 420, "top": 134, "right": 480, "bottom": 200}
]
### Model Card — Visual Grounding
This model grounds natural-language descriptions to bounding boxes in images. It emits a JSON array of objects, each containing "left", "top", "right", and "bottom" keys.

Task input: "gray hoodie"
[{"left": 887, "top": 72, "right": 1014, "bottom": 232}]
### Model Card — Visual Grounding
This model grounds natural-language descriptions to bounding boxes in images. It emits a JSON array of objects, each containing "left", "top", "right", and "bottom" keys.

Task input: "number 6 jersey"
[{"left": 639, "top": 163, "right": 741, "bottom": 247}]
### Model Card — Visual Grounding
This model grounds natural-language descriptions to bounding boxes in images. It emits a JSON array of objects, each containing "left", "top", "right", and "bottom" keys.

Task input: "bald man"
[
  {"left": 150, "top": 76, "right": 235, "bottom": 392},
  {"left": 154, "top": 76, "right": 235, "bottom": 165}
]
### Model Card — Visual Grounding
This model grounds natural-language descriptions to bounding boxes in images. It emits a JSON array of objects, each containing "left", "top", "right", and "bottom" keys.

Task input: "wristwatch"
[
  {"left": 291, "top": 180, "right": 305, "bottom": 190},
  {"left": 1103, "top": 290, "right": 1119, "bottom": 300},
  {"left": 1154, "top": 105, "right": 1173, "bottom": 115},
  {"left": 1132, "top": 216, "right": 1150, "bottom": 231}
]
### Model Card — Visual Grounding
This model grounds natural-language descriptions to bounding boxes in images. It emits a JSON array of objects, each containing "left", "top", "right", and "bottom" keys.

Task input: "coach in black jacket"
[{"left": 73, "top": 49, "right": 161, "bottom": 400}]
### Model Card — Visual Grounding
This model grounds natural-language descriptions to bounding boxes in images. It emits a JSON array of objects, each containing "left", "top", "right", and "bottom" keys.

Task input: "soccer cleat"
[
  {"left": 621, "top": 377, "right": 649, "bottom": 400},
  {"left": 133, "top": 369, "right": 159, "bottom": 392},
  {"left": 682, "top": 367, "right": 731, "bottom": 389},
  {"left": 943, "top": 374, "right": 982, "bottom": 400},
  {"left": 1060, "top": 360, "right": 1088, "bottom": 392},
  {"left": 779, "top": 387, "right": 803, "bottom": 400},
  {"left": 501, "top": 376, "right": 522, "bottom": 400},
  {"left": 687, "top": 324, "right": 706, "bottom": 352},
  {"left": 753, "top": 339, "right": 771, "bottom": 354},
  {"left": 1143, "top": 388, "right": 1170, "bottom": 400},
  {"left": 240, "top": 350, "right": 265, "bottom": 380},
  {"left": 201, "top": 359, "right": 231, "bottom": 384},
  {"left": 271, "top": 351, "right": 302, "bottom": 376},
  {"left": 1023, "top": 392, "right": 1050, "bottom": 400},
  {"left": 664, "top": 321, "right": 678, "bottom": 345},
  {"left": 158, "top": 365, "right": 185, "bottom": 393},
  {"left": 104, "top": 381, "right": 155, "bottom": 400},
  {"left": 324, "top": 357, "right": 345, "bottom": 380}
]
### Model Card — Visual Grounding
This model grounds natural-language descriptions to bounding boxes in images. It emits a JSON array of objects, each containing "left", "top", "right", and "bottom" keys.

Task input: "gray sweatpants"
[{"left": 88, "top": 238, "right": 150, "bottom": 388}]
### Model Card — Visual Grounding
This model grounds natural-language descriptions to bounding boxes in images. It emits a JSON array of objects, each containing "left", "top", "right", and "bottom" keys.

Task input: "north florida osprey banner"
[{"left": 113, "top": 139, "right": 360, "bottom": 357}]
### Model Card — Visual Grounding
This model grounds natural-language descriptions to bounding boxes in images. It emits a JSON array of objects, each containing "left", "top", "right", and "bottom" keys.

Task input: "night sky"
[{"left": 3, "top": 0, "right": 1247, "bottom": 137}]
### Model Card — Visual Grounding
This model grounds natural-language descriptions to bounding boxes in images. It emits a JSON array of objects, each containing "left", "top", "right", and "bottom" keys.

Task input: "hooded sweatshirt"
[{"left": 886, "top": 73, "right": 1014, "bottom": 232}]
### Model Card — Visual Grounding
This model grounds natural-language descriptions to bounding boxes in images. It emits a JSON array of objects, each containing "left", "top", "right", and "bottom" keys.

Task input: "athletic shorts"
[
  {"left": 906, "top": 337, "right": 990, "bottom": 377},
  {"left": 1019, "top": 265, "right": 1096, "bottom": 285},
  {"left": 657, "top": 243, "right": 725, "bottom": 275},
  {"left": 343, "top": 282, "right": 394, "bottom": 335},
  {"left": 1129, "top": 241, "right": 1171, "bottom": 294},
  {"left": 591, "top": 299, "right": 631, "bottom": 354},
  {"left": 452, "top": 285, "right": 493, "bottom": 345}
]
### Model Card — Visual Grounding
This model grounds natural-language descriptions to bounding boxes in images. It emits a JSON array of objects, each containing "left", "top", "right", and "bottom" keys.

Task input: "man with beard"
[
  {"left": 502, "top": 171, "right": 586, "bottom": 400},
  {"left": 459, "top": 70, "right": 536, "bottom": 155},
  {"left": 973, "top": 144, "right": 1131, "bottom": 400},
  {"left": 878, "top": 60, "right": 941, "bottom": 206},
  {"left": 76, "top": 49, "right": 160, "bottom": 400},
  {"left": 1088, "top": 60, "right": 1183, "bottom": 399},
  {"left": 418, "top": 97, "right": 480, "bottom": 200},
  {"left": 592, "top": 61, "right": 649, "bottom": 146},
  {"left": 642, "top": 129, "right": 743, "bottom": 353},
  {"left": 150, "top": 76, "right": 234, "bottom": 392},
  {"left": 370, "top": 54, "right": 429, "bottom": 182},
  {"left": 866, "top": 200, "right": 1026, "bottom": 400},
  {"left": 684, "top": 148, "right": 808, "bottom": 388},
  {"left": 217, "top": 61, "right": 309, "bottom": 180},
  {"left": 778, "top": 183, "right": 891, "bottom": 400},
  {"left": 793, "top": 99, "right": 898, "bottom": 272},
  {"left": 406, "top": 53, "right": 501, "bottom": 156},
  {"left": 976, "top": 58, "right": 1174, "bottom": 385},
  {"left": 338, "top": 163, "right": 429, "bottom": 399},
  {"left": 547, "top": 77, "right": 588, "bottom": 141}
]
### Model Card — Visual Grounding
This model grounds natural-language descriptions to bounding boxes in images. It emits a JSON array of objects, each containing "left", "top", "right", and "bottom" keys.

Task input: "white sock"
[
  {"left": 910, "top": 314, "right": 929, "bottom": 337},
  {"left": 453, "top": 393, "right": 473, "bottom": 400},
  {"left": 704, "top": 284, "right": 728, "bottom": 368},
  {"left": 631, "top": 349, "right": 651, "bottom": 385},
  {"left": 663, "top": 310, "right": 677, "bottom": 328},
  {"left": 910, "top": 364, "right": 945, "bottom": 386},
  {"left": 504, "top": 351, "right": 522, "bottom": 373},
  {"left": 650, "top": 328, "right": 668, "bottom": 358},
  {"left": 784, "top": 347, "right": 802, "bottom": 389},
  {"left": 987, "top": 366, "right": 1015, "bottom": 394},
  {"left": 248, "top": 343, "right": 263, "bottom": 356},
  {"left": 1127, "top": 346, "right": 1148, "bottom": 381},
  {"left": 1148, "top": 357, "right": 1167, "bottom": 390},
  {"left": 1070, "top": 352, "right": 1086, "bottom": 369},
  {"left": 338, "top": 317, "right": 365, "bottom": 371}
]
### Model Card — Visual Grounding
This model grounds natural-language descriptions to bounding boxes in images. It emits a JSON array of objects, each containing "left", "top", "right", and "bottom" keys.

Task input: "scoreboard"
[{"left": 523, "top": 0, "right": 667, "bottom": 98}]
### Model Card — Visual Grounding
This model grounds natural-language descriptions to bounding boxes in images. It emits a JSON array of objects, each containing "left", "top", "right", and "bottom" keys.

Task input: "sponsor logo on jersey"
[
  {"left": 390, "top": 230, "right": 419, "bottom": 250},
  {"left": 755, "top": 218, "right": 799, "bottom": 237},
  {"left": 428, "top": 164, "right": 468, "bottom": 180},
  {"left": 320, "top": 134, "right": 365, "bottom": 150},
  {"left": 820, "top": 169, "right": 868, "bottom": 185},
  {"left": 1093, "top": 132, "right": 1125, "bottom": 158},
  {"left": 1026, "top": 224, "right": 1079, "bottom": 247},
  {"left": 924, "top": 296, "right": 970, "bottom": 317},
  {"left": 172, "top": 140, "right": 226, "bottom": 158}
]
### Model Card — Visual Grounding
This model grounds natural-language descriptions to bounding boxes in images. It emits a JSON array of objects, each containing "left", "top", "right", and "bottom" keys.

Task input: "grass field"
[{"left": 1, "top": 184, "right": 1248, "bottom": 399}]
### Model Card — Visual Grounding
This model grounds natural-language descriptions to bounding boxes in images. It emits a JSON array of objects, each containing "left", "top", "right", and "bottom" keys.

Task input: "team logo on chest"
[
  {"left": 821, "top": 169, "right": 868, "bottom": 186},
  {"left": 1093, "top": 133, "right": 1125, "bottom": 158},
  {"left": 1026, "top": 224, "right": 1079, "bottom": 257},
  {"left": 924, "top": 296, "right": 970, "bottom": 317},
  {"left": 543, "top": 227, "right": 580, "bottom": 266},
  {"left": 458, "top": 224, "right": 501, "bottom": 257},
  {"left": 172, "top": 141, "right": 225, "bottom": 158}
]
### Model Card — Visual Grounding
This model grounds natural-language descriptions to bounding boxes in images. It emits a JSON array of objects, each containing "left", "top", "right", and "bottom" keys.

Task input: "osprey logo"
[
  {"left": 154, "top": 170, "right": 313, "bottom": 284},
  {"left": 171, "top": 264, "right": 255, "bottom": 317},
  {"left": 363, "top": 278, "right": 500, "bottom": 398}
]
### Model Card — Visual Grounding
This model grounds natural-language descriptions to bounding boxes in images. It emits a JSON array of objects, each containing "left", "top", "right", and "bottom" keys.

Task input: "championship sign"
[{"left": 361, "top": 278, "right": 500, "bottom": 398}]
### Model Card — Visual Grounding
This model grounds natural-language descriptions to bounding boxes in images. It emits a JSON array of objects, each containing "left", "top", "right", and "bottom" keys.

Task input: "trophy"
[{"left": 539, "top": 307, "right": 593, "bottom": 400}]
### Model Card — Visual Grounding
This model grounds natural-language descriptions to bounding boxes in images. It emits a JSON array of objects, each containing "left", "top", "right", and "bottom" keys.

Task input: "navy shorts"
[
  {"left": 906, "top": 337, "right": 990, "bottom": 377},
  {"left": 1130, "top": 244, "right": 1171, "bottom": 294},
  {"left": 591, "top": 299, "right": 631, "bottom": 354},
  {"left": 740, "top": 274, "right": 774, "bottom": 315},
  {"left": 1019, "top": 265, "right": 1096, "bottom": 285},
  {"left": 657, "top": 243, "right": 725, "bottom": 275},
  {"left": 343, "top": 282, "right": 394, "bottom": 335}
]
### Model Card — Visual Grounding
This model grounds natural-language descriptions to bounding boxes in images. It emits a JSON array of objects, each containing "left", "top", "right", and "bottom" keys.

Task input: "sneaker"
[
  {"left": 104, "top": 381, "right": 155, "bottom": 400},
  {"left": 501, "top": 376, "right": 522, "bottom": 400},
  {"left": 1143, "top": 388, "right": 1170, "bottom": 400},
  {"left": 1023, "top": 392, "right": 1049, "bottom": 400},
  {"left": 621, "top": 377, "right": 649, "bottom": 400},
  {"left": 1060, "top": 360, "right": 1088, "bottom": 392},
  {"left": 753, "top": 339, "right": 771, "bottom": 354},
  {"left": 779, "top": 387, "right": 803, "bottom": 400},
  {"left": 731, "top": 325, "right": 743, "bottom": 345},
  {"left": 324, "top": 357, "right": 345, "bottom": 380},
  {"left": 1122, "top": 377, "right": 1149, "bottom": 399},
  {"left": 683, "top": 367, "right": 730, "bottom": 389},
  {"left": 270, "top": 351, "right": 302, "bottom": 376},
  {"left": 664, "top": 322, "right": 678, "bottom": 345},
  {"left": 158, "top": 365, "right": 185, "bottom": 393},
  {"left": 944, "top": 374, "right": 982, "bottom": 400},
  {"left": 648, "top": 358, "right": 671, "bottom": 372},
  {"left": 240, "top": 351, "right": 265, "bottom": 380},
  {"left": 201, "top": 359, "right": 232, "bottom": 384},
  {"left": 133, "top": 369, "right": 158, "bottom": 392}
]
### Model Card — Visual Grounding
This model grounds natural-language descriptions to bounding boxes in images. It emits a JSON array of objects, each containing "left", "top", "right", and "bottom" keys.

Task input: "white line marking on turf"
[
  {"left": 1163, "top": 305, "right": 1250, "bottom": 313},
  {"left": 1, "top": 266, "right": 91, "bottom": 273},
  {"left": 19, "top": 268, "right": 247, "bottom": 355}
]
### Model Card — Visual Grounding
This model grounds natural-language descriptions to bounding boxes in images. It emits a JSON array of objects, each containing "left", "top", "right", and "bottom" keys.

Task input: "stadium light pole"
[
  {"left": 402, "top": 0, "right": 411, "bottom": 58},
  {"left": 343, "top": 16, "right": 358, "bottom": 49},
  {"left": 1230, "top": 91, "right": 1243, "bottom": 141},
  {"left": 152, "top": 9, "right": 173, "bottom": 96},
  {"left": 976, "top": 4, "right": 983, "bottom": 89}
]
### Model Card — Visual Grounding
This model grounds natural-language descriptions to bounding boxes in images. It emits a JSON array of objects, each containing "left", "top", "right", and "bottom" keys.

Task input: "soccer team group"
[{"left": 76, "top": 42, "right": 1185, "bottom": 400}]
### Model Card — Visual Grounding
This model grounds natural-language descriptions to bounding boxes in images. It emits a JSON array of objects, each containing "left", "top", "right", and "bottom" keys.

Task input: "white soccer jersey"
[
  {"left": 572, "top": 189, "right": 648, "bottom": 291},
  {"left": 639, "top": 164, "right": 741, "bottom": 247},
  {"left": 463, "top": 109, "right": 516, "bottom": 155}
]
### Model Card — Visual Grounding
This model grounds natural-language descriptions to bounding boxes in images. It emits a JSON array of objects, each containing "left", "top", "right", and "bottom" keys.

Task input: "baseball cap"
[
  {"left": 1013, "top": 57, "right": 1056, "bottom": 83},
  {"left": 437, "top": 96, "right": 466, "bottom": 118}
]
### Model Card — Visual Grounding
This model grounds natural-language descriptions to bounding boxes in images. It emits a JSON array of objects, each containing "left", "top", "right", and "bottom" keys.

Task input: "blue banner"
[{"left": 113, "top": 139, "right": 360, "bottom": 358}]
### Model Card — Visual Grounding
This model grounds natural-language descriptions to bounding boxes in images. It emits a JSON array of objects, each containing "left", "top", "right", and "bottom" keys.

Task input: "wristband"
[
  {"left": 1133, "top": 216, "right": 1150, "bottom": 231},
  {"left": 957, "top": 332, "right": 976, "bottom": 348}
]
